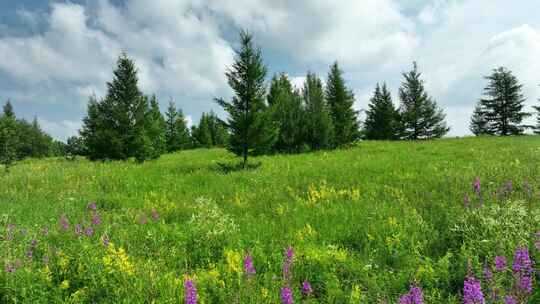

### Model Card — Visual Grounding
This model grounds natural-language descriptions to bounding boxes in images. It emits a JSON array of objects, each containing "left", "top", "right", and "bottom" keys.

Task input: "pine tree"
[
  {"left": 303, "top": 72, "right": 334, "bottom": 150},
  {"left": 364, "top": 83, "right": 400, "bottom": 140},
  {"left": 145, "top": 95, "right": 167, "bottom": 159},
  {"left": 469, "top": 103, "right": 490, "bottom": 136},
  {"left": 398, "top": 62, "right": 449, "bottom": 140},
  {"left": 0, "top": 102, "right": 18, "bottom": 172},
  {"left": 81, "top": 54, "right": 155, "bottom": 161},
  {"left": 216, "top": 31, "right": 277, "bottom": 168},
  {"left": 480, "top": 67, "right": 530, "bottom": 136},
  {"left": 268, "top": 73, "right": 306, "bottom": 153},
  {"left": 325, "top": 62, "right": 359, "bottom": 146}
]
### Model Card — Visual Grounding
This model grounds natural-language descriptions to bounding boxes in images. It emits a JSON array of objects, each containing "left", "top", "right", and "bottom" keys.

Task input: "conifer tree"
[
  {"left": 0, "top": 101, "right": 18, "bottom": 172},
  {"left": 206, "top": 111, "right": 228, "bottom": 147},
  {"left": 81, "top": 54, "right": 155, "bottom": 161},
  {"left": 364, "top": 83, "right": 400, "bottom": 140},
  {"left": 469, "top": 103, "right": 490, "bottom": 136},
  {"left": 534, "top": 94, "right": 540, "bottom": 135},
  {"left": 480, "top": 67, "right": 530, "bottom": 136},
  {"left": 268, "top": 73, "right": 306, "bottom": 153},
  {"left": 325, "top": 62, "right": 359, "bottom": 146},
  {"left": 165, "top": 101, "right": 191, "bottom": 152},
  {"left": 192, "top": 113, "right": 213, "bottom": 148},
  {"left": 398, "top": 62, "right": 449, "bottom": 140},
  {"left": 303, "top": 72, "right": 334, "bottom": 150},
  {"left": 216, "top": 31, "right": 277, "bottom": 168},
  {"left": 145, "top": 95, "right": 167, "bottom": 159}
]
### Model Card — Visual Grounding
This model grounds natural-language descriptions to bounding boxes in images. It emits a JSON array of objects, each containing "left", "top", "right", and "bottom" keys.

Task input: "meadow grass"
[{"left": 1, "top": 136, "right": 540, "bottom": 303}]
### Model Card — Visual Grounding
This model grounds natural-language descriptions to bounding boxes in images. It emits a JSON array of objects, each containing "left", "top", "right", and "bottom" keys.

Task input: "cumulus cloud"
[{"left": 2, "top": 0, "right": 540, "bottom": 139}]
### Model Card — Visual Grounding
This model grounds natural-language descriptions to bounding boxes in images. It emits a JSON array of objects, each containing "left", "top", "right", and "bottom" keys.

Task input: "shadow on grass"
[{"left": 215, "top": 161, "right": 262, "bottom": 174}]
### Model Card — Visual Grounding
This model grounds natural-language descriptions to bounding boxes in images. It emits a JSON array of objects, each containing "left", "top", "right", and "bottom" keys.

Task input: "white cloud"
[{"left": 38, "top": 118, "right": 81, "bottom": 141}]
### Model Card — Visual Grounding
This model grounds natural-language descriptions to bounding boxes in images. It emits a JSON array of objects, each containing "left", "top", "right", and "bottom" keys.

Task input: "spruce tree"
[
  {"left": 0, "top": 102, "right": 18, "bottom": 172},
  {"left": 192, "top": 113, "right": 213, "bottom": 148},
  {"left": 364, "top": 83, "right": 400, "bottom": 140},
  {"left": 216, "top": 31, "right": 277, "bottom": 168},
  {"left": 81, "top": 54, "right": 155, "bottom": 161},
  {"left": 303, "top": 72, "right": 334, "bottom": 150},
  {"left": 469, "top": 103, "right": 490, "bottom": 136},
  {"left": 325, "top": 62, "right": 359, "bottom": 146},
  {"left": 480, "top": 67, "right": 530, "bottom": 136},
  {"left": 165, "top": 101, "right": 191, "bottom": 152},
  {"left": 145, "top": 95, "right": 167, "bottom": 159},
  {"left": 268, "top": 73, "right": 306, "bottom": 153},
  {"left": 534, "top": 97, "right": 540, "bottom": 135},
  {"left": 398, "top": 62, "right": 449, "bottom": 140},
  {"left": 206, "top": 111, "right": 228, "bottom": 147}
]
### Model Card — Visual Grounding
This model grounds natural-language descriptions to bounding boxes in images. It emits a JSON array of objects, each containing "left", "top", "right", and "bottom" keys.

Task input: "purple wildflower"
[
  {"left": 75, "top": 224, "right": 83, "bottom": 236},
  {"left": 4, "top": 263, "right": 15, "bottom": 273},
  {"left": 151, "top": 209, "right": 159, "bottom": 221},
  {"left": 518, "top": 275, "right": 532, "bottom": 294},
  {"left": 463, "top": 276, "right": 485, "bottom": 304},
  {"left": 473, "top": 178, "right": 481, "bottom": 194},
  {"left": 102, "top": 234, "right": 110, "bottom": 247},
  {"left": 41, "top": 227, "right": 49, "bottom": 236},
  {"left": 464, "top": 194, "right": 471, "bottom": 208},
  {"left": 504, "top": 296, "right": 517, "bottom": 304},
  {"left": 301, "top": 281, "right": 312, "bottom": 296},
  {"left": 505, "top": 180, "right": 513, "bottom": 193},
  {"left": 60, "top": 215, "right": 70, "bottom": 231},
  {"left": 494, "top": 256, "right": 507, "bottom": 271},
  {"left": 483, "top": 265, "right": 493, "bottom": 282},
  {"left": 26, "top": 248, "right": 33, "bottom": 259},
  {"left": 280, "top": 286, "right": 294, "bottom": 304},
  {"left": 30, "top": 239, "right": 38, "bottom": 248},
  {"left": 243, "top": 253, "right": 256, "bottom": 278},
  {"left": 85, "top": 227, "right": 94, "bottom": 237},
  {"left": 87, "top": 202, "right": 97, "bottom": 211},
  {"left": 184, "top": 279, "right": 198, "bottom": 304},
  {"left": 399, "top": 285, "right": 423, "bottom": 304},
  {"left": 92, "top": 214, "right": 102, "bottom": 226},
  {"left": 535, "top": 232, "right": 540, "bottom": 252},
  {"left": 512, "top": 247, "right": 533, "bottom": 274},
  {"left": 283, "top": 247, "right": 294, "bottom": 281}
]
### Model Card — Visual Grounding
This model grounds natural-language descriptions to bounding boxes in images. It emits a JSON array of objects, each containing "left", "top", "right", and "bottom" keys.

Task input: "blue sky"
[{"left": 1, "top": 0, "right": 540, "bottom": 140}]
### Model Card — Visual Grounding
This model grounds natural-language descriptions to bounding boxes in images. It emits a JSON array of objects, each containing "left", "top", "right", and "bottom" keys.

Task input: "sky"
[{"left": 1, "top": 0, "right": 540, "bottom": 141}]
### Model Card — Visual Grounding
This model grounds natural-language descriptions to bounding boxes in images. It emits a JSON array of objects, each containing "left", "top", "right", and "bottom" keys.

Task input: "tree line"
[{"left": 1, "top": 31, "right": 540, "bottom": 169}]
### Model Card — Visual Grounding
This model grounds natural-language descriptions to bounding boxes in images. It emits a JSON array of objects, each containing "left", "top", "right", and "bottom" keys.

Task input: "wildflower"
[
  {"left": 464, "top": 194, "right": 471, "bottom": 208},
  {"left": 87, "top": 202, "right": 97, "bottom": 211},
  {"left": 92, "top": 214, "right": 102, "bottom": 226},
  {"left": 504, "top": 180, "right": 513, "bottom": 193},
  {"left": 473, "top": 178, "right": 481, "bottom": 194},
  {"left": 60, "top": 215, "right": 70, "bottom": 231},
  {"left": 184, "top": 279, "right": 198, "bottom": 304},
  {"left": 535, "top": 232, "right": 540, "bottom": 252},
  {"left": 512, "top": 247, "right": 532, "bottom": 274},
  {"left": 75, "top": 224, "right": 83, "bottom": 236},
  {"left": 463, "top": 276, "right": 485, "bottom": 304},
  {"left": 504, "top": 296, "right": 517, "bottom": 304},
  {"left": 30, "top": 239, "right": 38, "bottom": 248},
  {"left": 398, "top": 285, "right": 423, "bottom": 304},
  {"left": 42, "top": 227, "right": 49, "bottom": 236},
  {"left": 26, "top": 249, "right": 33, "bottom": 259},
  {"left": 243, "top": 252, "right": 256, "bottom": 278},
  {"left": 494, "top": 256, "right": 507, "bottom": 271},
  {"left": 60, "top": 280, "right": 70, "bottom": 290},
  {"left": 517, "top": 275, "right": 532, "bottom": 294},
  {"left": 283, "top": 247, "right": 294, "bottom": 281},
  {"left": 301, "top": 281, "right": 313, "bottom": 296},
  {"left": 151, "top": 209, "right": 159, "bottom": 221},
  {"left": 483, "top": 265, "right": 493, "bottom": 282},
  {"left": 281, "top": 286, "right": 294, "bottom": 304},
  {"left": 5, "top": 263, "right": 15, "bottom": 273},
  {"left": 102, "top": 234, "right": 110, "bottom": 247},
  {"left": 85, "top": 227, "right": 94, "bottom": 237}
]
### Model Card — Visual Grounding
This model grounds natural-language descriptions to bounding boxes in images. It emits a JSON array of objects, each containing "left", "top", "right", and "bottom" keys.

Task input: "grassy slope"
[{"left": 1, "top": 136, "right": 540, "bottom": 302}]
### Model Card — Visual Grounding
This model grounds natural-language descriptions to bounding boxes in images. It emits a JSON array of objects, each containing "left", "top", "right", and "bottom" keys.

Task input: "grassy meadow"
[{"left": 2, "top": 136, "right": 540, "bottom": 303}]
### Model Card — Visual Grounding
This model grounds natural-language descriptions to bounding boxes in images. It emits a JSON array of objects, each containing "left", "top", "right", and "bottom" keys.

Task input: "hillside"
[{"left": 2, "top": 136, "right": 540, "bottom": 303}]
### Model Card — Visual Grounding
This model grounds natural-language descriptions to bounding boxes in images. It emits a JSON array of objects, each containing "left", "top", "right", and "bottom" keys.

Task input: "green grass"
[{"left": 1, "top": 136, "right": 540, "bottom": 303}]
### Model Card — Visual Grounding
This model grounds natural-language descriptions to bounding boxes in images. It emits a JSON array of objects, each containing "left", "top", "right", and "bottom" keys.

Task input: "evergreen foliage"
[
  {"left": 165, "top": 101, "right": 191, "bottom": 152},
  {"left": 398, "top": 62, "right": 449, "bottom": 140},
  {"left": 480, "top": 67, "right": 530, "bottom": 136},
  {"left": 216, "top": 31, "right": 277, "bottom": 168},
  {"left": 364, "top": 83, "right": 400, "bottom": 140},
  {"left": 325, "top": 62, "right": 359, "bottom": 146},
  {"left": 469, "top": 103, "right": 491, "bottom": 136},
  {"left": 303, "top": 72, "right": 334, "bottom": 150}
]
